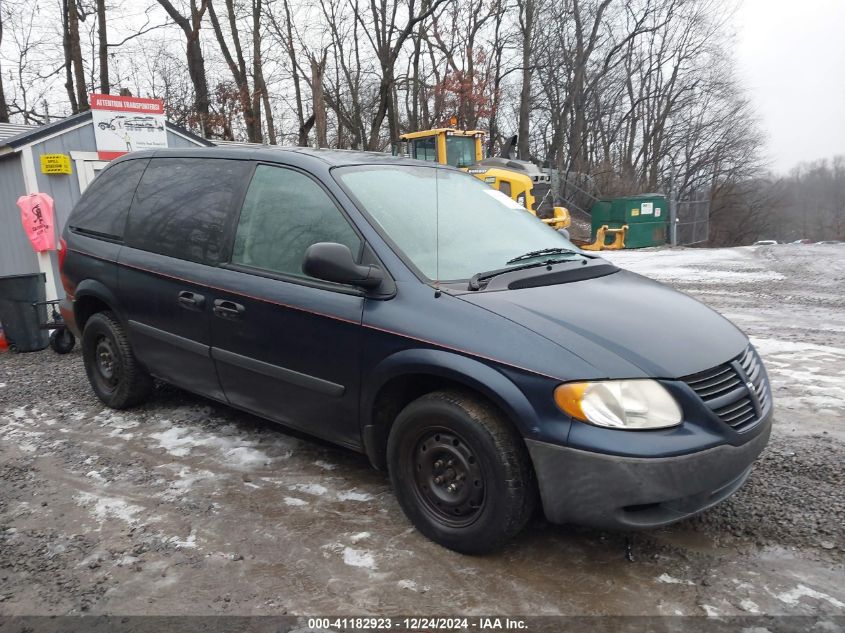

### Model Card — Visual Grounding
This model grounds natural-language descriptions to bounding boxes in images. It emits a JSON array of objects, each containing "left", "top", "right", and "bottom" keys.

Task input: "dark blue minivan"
[{"left": 60, "top": 148, "right": 772, "bottom": 553}]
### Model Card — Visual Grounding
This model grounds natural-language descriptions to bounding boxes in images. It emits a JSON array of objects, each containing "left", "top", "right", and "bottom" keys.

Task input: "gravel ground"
[{"left": 0, "top": 244, "right": 843, "bottom": 617}]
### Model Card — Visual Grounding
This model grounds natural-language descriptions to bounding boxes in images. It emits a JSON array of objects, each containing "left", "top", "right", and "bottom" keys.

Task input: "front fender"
[{"left": 361, "top": 348, "right": 542, "bottom": 468}]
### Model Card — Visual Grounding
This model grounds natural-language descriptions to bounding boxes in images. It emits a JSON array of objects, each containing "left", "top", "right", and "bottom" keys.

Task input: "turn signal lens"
[{"left": 555, "top": 380, "right": 682, "bottom": 430}]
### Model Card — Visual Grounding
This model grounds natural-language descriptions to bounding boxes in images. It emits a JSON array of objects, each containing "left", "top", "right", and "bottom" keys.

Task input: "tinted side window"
[
  {"left": 68, "top": 158, "right": 149, "bottom": 240},
  {"left": 126, "top": 158, "right": 252, "bottom": 264},
  {"left": 231, "top": 165, "right": 361, "bottom": 279}
]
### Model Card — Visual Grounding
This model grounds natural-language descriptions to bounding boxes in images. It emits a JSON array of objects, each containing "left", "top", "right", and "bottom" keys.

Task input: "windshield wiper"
[
  {"left": 469, "top": 258, "right": 572, "bottom": 291},
  {"left": 506, "top": 247, "right": 579, "bottom": 265}
]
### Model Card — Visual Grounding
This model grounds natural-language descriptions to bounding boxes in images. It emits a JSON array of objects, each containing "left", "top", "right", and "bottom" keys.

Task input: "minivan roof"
[{"left": 115, "top": 146, "right": 436, "bottom": 168}]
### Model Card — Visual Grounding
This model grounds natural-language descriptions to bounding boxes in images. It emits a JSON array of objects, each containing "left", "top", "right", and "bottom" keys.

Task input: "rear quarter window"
[
  {"left": 125, "top": 157, "right": 253, "bottom": 265},
  {"left": 67, "top": 158, "right": 149, "bottom": 240}
]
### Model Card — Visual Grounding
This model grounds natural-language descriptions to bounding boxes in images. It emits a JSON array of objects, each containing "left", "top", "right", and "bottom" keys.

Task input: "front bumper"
[{"left": 526, "top": 416, "right": 771, "bottom": 529}]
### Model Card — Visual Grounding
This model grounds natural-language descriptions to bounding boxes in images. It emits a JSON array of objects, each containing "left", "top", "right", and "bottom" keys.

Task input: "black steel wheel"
[
  {"left": 388, "top": 390, "right": 536, "bottom": 554},
  {"left": 410, "top": 427, "right": 487, "bottom": 528},
  {"left": 82, "top": 311, "right": 152, "bottom": 408},
  {"left": 49, "top": 328, "right": 75, "bottom": 354}
]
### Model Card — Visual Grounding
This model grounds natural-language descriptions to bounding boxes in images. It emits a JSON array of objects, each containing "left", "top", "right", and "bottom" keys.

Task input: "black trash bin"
[{"left": 0, "top": 273, "right": 49, "bottom": 352}]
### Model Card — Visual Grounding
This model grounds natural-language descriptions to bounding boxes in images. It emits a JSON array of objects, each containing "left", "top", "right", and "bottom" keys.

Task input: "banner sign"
[
  {"left": 17, "top": 193, "right": 56, "bottom": 252},
  {"left": 40, "top": 153, "right": 72, "bottom": 175},
  {"left": 90, "top": 93, "right": 168, "bottom": 160}
]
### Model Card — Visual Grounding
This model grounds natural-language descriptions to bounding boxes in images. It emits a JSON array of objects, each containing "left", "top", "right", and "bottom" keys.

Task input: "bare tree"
[
  {"left": 515, "top": 0, "right": 533, "bottom": 159},
  {"left": 252, "top": 0, "right": 275, "bottom": 143},
  {"left": 352, "top": 0, "right": 448, "bottom": 149},
  {"left": 156, "top": 0, "right": 212, "bottom": 136},
  {"left": 96, "top": 0, "right": 109, "bottom": 93},
  {"left": 309, "top": 49, "right": 328, "bottom": 147},
  {"left": 208, "top": 0, "right": 263, "bottom": 141}
]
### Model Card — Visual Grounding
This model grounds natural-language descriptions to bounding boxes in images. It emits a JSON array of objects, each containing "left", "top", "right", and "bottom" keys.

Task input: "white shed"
[{"left": 0, "top": 112, "right": 211, "bottom": 300}]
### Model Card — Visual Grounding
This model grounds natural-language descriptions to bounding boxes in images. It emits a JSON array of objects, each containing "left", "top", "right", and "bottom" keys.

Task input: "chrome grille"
[{"left": 682, "top": 346, "right": 770, "bottom": 432}]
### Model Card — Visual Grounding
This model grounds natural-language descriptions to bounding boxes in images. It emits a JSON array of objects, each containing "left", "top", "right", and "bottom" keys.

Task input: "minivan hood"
[{"left": 459, "top": 269, "right": 748, "bottom": 379}]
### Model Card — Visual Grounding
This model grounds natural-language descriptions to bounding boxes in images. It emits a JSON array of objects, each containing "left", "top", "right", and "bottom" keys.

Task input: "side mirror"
[{"left": 303, "top": 242, "right": 383, "bottom": 290}]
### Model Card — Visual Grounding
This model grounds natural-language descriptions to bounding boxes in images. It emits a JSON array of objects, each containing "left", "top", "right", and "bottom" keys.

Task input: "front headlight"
[{"left": 554, "top": 380, "right": 682, "bottom": 430}]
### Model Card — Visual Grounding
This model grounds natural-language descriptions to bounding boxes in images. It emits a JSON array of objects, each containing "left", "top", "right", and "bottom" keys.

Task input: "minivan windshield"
[{"left": 334, "top": 165, "right": 583, "bottom": 281}]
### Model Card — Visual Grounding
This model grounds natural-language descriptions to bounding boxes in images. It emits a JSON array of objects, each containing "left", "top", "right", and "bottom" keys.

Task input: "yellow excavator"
[{"left": 394, "top": 127, "right": 571, "bottom": 232}]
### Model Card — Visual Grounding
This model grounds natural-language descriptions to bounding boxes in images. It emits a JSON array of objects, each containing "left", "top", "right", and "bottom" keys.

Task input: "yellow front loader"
[{"left": 394, "top": 128, "right": 571, "bottom": 231}]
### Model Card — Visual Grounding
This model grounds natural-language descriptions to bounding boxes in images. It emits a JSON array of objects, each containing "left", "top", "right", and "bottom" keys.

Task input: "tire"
[
  {"left": 81, "top": 311, "right": 152, "bottom": 408},
  {"left": 49, "top": 328, "right": 75, "bottom": 354},
  {"left": 387, "top": 390, "right": 536, "bottom": 554}
]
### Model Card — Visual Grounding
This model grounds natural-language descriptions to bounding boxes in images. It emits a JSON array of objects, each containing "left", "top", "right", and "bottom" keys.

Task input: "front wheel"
[
  {"left": 82, "top": 311, "right": 152, "bottom": 408},
  {"left": 387, "top": 390, "right": 536, "bottom": 554}
]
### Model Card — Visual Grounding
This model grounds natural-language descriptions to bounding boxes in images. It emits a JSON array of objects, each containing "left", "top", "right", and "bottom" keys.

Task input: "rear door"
[
  {"left": 119, "top": 157, "right": 253, "bottom": 400},
  {"left": 209, "top": 163, "right": 366, "bottom": 448}
]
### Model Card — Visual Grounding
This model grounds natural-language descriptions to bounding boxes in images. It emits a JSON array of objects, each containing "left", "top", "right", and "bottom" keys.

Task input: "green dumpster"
[{"left": 590, "top": 194, "right": 668, "bottom": 248}]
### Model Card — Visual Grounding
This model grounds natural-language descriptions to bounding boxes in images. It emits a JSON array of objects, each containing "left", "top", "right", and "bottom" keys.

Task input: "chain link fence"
[
  {"left": 548, "top": 168, "right": 712, "bottom": 246},
  {"left": 671, "top": 195, "right": 711, "bottom": 246}
]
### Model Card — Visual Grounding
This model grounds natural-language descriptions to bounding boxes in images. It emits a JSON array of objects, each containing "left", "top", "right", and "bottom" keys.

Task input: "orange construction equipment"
[{"left": 581, "top": 225, "right": 628, "bottom": 251}]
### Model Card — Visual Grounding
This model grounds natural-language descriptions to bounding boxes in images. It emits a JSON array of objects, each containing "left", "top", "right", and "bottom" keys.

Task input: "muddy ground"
[{"left": 0, "top": 244, "right": 843, "bottom": 617}]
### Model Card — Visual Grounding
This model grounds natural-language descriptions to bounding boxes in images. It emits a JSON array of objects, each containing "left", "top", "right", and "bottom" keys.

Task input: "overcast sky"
[{"left": 734, "top": 0, "right": 845, "bottom": 174}]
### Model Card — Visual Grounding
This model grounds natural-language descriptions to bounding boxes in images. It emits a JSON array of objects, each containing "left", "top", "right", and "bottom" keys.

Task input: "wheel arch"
[
  {"left": 361, "top": 348, "right": 540, "bottom": 470},
  {"left": 73, "top": 279, "right": 125, "bottom": 332}
]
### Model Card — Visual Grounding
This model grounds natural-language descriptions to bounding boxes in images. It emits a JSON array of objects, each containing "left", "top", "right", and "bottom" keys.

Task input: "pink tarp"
[{"left": 17, "top": 193, "right": 56, "bottom": 252}]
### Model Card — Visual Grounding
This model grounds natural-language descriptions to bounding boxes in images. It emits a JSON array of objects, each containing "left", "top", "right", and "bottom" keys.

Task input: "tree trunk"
[
  {"left": 208, "top": 0, "right": 259, "bottom": 141},
  {"left": 186, "top": 33, "right": 210, "bottom": 135},
  {"left": 252, "top": 0, "right": 267, "bottom": 143},
  {"left": 156, "top": 0, "right": 211, "bottom": 137},
  {"left": 97, "top": 0, "right": 109, "bottom": 93},
  {"left": 311, "top": 54, "right": 328, "bottom": 148},
  {"left": 61, "top": 0, "right": 78, "bottom": 113},
  {"left": 67, "top": 0, "right": 89, "bottom": 111},
  {"left": 367, "top": 66, "right": 392, "bottom": 151},
  {"left": 517, "top": 0, "right": 533, "bottom": 160}
]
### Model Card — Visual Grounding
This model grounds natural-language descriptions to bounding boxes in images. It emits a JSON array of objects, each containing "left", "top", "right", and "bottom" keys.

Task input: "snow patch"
[
  {"left": 289, "top": 483, "right": 328, "bottom": 496},
  {"left": 149, "top": 425, "right": 273, "bottom": 468},
  {"left": 337, "top": 490, "right": 374, "bottom": 502},
  {"left": 75, "top": 492, "right": 143, "bottom": 525},
  {"left": 168, "top": 529, "right": 198, "bottom": 549},
  {"left": 349, "top": 532, "right": 370, "bottom": 543},
  {"left": 314, "top": 460, "right": 337, "bottom": 470},
  {"left": 342, "top": 547, "right": 377, "bottom": 570},
  {"left": 284, "top": 497, "right": 309, "bottom": 507},
  {"left": 656, "top": 573, "right": 695, "bottom": 586},
  {"left": 776, "top": 584, "right": 845, "bottom": 609},
  {"left": 150, "top": 427, "right": 196, "bottom": 457},
  {"left": 738, "top": 599, "right": 760, "bottom": 614}
]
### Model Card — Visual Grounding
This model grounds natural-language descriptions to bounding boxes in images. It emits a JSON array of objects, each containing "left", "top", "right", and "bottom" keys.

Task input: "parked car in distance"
[
  {"left": 752, "top": 240, "right": 778, "bottom": 246},
  {"left": 816, "top": 240, "right": 844, "bottom": 245},
  {"left": 791, "top": 239, "right": 814, "bottom": 244},
  {"left": 60, "top": 148, "right": 773, "bottom": 553}
]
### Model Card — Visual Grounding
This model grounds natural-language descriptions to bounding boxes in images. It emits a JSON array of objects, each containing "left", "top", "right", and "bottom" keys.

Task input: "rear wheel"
[
  {"left": 82, "top": 311, "right": 152, "bottom": 408},
  {"left": 387, "top": 390, "right": 536, "bottom": 554}
]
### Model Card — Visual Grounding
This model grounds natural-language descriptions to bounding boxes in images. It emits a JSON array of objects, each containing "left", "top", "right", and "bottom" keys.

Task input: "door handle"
[
  {"left": 213, "top": 299, "right": 245, "bottom": 320},
  {"left": 178, "top": 290, "right": 205, "bottom": 310}
]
